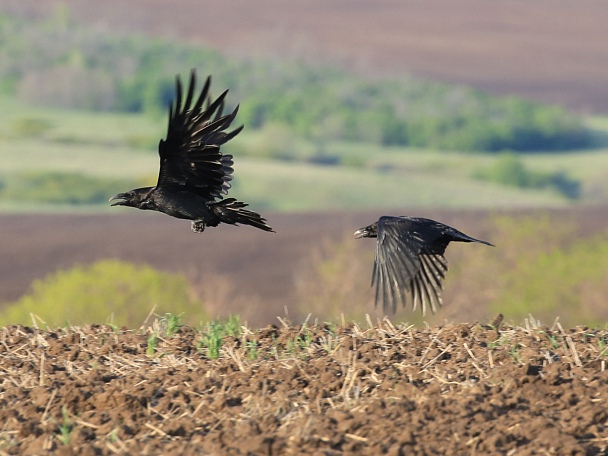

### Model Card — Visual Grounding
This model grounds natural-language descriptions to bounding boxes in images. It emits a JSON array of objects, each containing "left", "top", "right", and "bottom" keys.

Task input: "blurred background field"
[
  {"left": 1, "top": 1, "right": 607, "bottom": 329},
  {"left": 2, "top": 209, "right": 608, "bottom": 330},
  {"left": 2, "top": 93, "right": 608, "bottom": 212}
]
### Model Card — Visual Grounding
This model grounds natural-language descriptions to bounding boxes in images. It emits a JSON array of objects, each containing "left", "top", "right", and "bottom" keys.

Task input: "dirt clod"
[{"left": 1, "top": 321, "right": 607, "bottom": 454}]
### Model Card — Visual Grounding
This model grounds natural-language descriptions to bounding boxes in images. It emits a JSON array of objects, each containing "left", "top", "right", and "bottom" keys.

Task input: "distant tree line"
[
  {"left": 473, "top": 153, "right": 581, "bottom": 199},
  {"left": 0, "top": 12, "right": 591, "bottom": 152}
]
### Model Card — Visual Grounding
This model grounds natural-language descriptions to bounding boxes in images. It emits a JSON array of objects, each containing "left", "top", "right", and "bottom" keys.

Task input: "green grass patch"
[{"left": 197, "top": 316, "right": 242, "bottom": 359}]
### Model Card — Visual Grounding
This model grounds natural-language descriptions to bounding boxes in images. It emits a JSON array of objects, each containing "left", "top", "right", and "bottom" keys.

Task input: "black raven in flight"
[
  {"left": 110, "top": 70, "right": 273, "bottom": 233},
  {"left": 355, "top": 216, "right": 493, "bottom": 315}
]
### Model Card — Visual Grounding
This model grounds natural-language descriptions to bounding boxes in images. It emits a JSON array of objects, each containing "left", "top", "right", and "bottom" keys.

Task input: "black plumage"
[
  {"left": 355, "top": 216, "right": 493, "bottom": 315},
  {"left": 110, "top": 70, "right": 273, "bottom": 234}
]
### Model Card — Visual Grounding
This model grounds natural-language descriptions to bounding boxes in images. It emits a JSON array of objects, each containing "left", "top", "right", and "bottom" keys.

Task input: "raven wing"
[
  {"left": 372, "top": 216, "right": 449, "bottom": 316},
  {"left": 156, "top": 70, "right": 242, "bottom": 200}
]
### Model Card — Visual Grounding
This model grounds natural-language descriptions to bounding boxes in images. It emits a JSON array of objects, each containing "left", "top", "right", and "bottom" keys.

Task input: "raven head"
[
  {"left": 109, "top": 187, "right": 156, "bottom": 210},
  {"left": 354, "top": 222, "right": 379, "bottom": 239}
]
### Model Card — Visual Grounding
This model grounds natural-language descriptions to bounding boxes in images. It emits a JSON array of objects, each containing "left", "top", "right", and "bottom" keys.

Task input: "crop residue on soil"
[{"left": 1, "top": 319, "right": 607, "bottom": 455}]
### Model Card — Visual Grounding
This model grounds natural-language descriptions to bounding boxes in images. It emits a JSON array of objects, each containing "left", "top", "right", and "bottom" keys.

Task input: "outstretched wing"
[
  {"left": 372, "top": 217, "right": 449, "bottom": 316},
  {"left": 156, "top": 70, "right": 243, "bottom": 200}
]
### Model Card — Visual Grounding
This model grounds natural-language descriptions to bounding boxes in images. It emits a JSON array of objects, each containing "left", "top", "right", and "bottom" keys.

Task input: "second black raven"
[
  {"left": 110, "top": 70, "right": 273, "bottom": 233},
  {"left": 355, "top": 216, "right": 493, "bottom": 315}
]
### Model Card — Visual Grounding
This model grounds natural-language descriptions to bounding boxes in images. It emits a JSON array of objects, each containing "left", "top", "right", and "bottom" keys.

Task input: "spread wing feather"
[
  {"left": 157, "top": 70, "right": 241, "bottom": 200},
  {"left": 372, "top": 217, "right": 449, "bottom": 316}
]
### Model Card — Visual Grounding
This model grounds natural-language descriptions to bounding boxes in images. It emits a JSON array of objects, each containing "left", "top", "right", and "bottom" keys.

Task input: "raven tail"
[
  {"left": 210, "top": 198, "right": 274, "bottom": 232},
  {"left": 448, "top": 229, "right": 494, "bottom": 247}
]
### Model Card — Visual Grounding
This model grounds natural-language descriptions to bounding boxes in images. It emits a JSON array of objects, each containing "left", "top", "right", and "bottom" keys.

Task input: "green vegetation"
[
  {"left": 0, "top": 9, "right": 605, "bottom": 212},
  {"left": 163, "top": 313, "right": 183, "bottom": 337},
  {"left": 285, "top": 326, "right": 315, "bottom": 358},
  {"left": 193, "top": 316, "right": 333, "bottom": 361},
  {"left": 447, "top": 215, "right": 608, "bottom": 327},
  {"left": 197, "top": 316, "right": 242, "bottom": 359},
  {"left": 3, "top": 94, "right": 606, "bottom": 211},
  {"left": 232, "top": 155, "right": 575, "bottom": 211},
  {"left": 246, "top": 340, "right": 259, "bottom": 361},
  {"left": 0, "top": 11, "right": 590, "bottom": 152},
  {"left": 0, "top": 10, "right": 605, "bottom": 213},
  {"left": 0, "top": 260, "right": 207, "bottom": 328},
  {"left": 491, "top": 220, "right": 608, "bottom": 324},
  {"left": 473, "top": 152, "right": 581, "bottom": 199},
  {"left": 146, "top": 313, "right": 183, "bottom": 356},
  {"left": 0, "top": 171, "right": 138, "bottom": 205},
  {"left": 2, "top": 112, "right": 582, "bottom": 211},
  {"left": 56, "top": 406, "right": 74, "bottom": 446},
  {"left": 146, "top": 332, "right": 159, "bottom": 356}
]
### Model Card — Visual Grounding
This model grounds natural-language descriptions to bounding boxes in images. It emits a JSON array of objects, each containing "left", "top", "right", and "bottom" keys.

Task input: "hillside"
[{"left": 3, "top": 0, "right": 607, "bottom": 113}]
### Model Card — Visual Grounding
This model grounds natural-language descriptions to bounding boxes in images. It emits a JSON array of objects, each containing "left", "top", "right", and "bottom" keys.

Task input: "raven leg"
[{"left": 191, "top": 220, "right": 206, "bottom": 233}]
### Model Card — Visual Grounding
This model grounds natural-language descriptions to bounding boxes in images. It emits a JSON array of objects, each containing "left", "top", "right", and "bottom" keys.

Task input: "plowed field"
[{"left": 1, "top": 320, "right": 607, "bottom": 454}]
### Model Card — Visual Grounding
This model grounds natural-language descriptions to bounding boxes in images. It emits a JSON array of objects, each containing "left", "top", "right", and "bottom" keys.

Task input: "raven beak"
[
  {"left": 354, "top": 227, "right": 368, "bottom": 239},
  {"left": 109, "top": 193, "right": 128, "bottom": 206}
]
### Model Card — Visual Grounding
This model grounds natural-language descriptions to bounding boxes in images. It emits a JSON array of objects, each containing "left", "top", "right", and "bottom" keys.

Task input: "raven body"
[
  {"left": 355, "top": 216, "right": 493, "bottom": 315},
  {"left": 110, "top": 70, "right": 273, "bottom": 233}
]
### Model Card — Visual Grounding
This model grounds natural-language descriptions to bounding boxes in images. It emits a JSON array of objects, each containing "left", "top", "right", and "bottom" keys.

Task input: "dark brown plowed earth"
[
  {"left": 0, "top": 210, "right": 376, "bottom": 327},
  {"left": 3, "top": 0, "right": 608, "bottom": 113},
  {"left": 1, "top": 321, "right": 607, "bottom": 455}
]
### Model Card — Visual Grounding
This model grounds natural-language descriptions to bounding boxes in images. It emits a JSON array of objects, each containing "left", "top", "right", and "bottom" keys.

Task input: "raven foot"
[{"left": 191, "top": 220, "right": 206, "bottom": 233}]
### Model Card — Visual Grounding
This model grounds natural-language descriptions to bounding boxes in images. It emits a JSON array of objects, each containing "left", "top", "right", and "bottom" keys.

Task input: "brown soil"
[
  {"left": 3, "top": 0, "right": 608, "bottom": 113},
  {"left": 1, "top": 320, "right": 607, "bottom": 455},
  {"left": 2, "top": 208, "right": 478, "bottom": 325},
  {"left": 0, "top": 210, "right": 376, "bottom": 327},
  {"left": 2, "top": 206, "right": 608, "bottom": 328}
]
